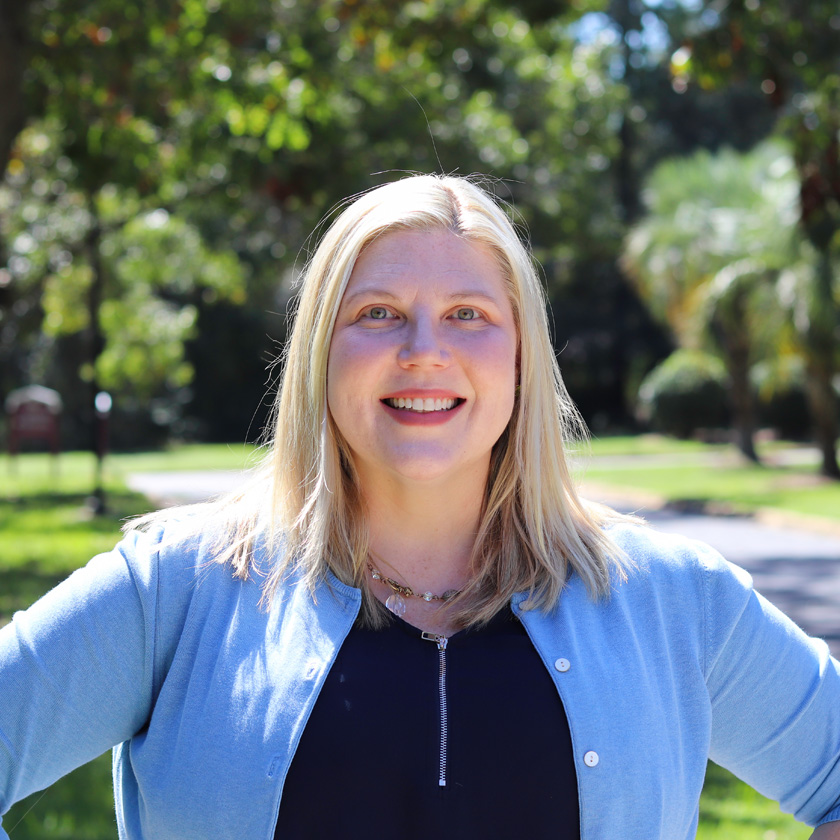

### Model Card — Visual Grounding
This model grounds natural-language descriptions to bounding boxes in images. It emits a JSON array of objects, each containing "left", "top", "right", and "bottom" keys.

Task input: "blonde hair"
[{"left": 133, "top": 174, "right": 629, "bottom": 627}]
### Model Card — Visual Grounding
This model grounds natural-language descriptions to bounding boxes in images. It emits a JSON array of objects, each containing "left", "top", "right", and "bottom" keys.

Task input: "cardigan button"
[
  {"left": 583, "top": 751, "right": 600, "bottom": 767},
  {"left": 554, "top": 658, "right": 571, "bottom": 672}
]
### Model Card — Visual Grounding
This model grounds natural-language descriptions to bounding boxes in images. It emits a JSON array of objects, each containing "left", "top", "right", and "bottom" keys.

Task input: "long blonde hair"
[{"left": 133, "top": 174, "right": 629, "bottom": 627}]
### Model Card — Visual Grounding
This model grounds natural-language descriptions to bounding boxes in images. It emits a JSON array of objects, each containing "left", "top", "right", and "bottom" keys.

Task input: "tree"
[
  {"left": 623, "top": 141, "right": 802, "bottom": 459},
  {"left": 3, "top": 0, "right": 657, "bottom": 446},
  {"left": 685, "top": 0, "right": 840, "bottom": 477},
  {"left": 8, "top": 0, "right": 762, "bottom": 453},
  {"left": 2, "top": 0, "right": 271, "bottom": 503}
]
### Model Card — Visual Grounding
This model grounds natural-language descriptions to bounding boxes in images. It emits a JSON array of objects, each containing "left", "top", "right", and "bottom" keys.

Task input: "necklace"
[{"left": 366, "top": 562, "right": 461, "bottom": 617}]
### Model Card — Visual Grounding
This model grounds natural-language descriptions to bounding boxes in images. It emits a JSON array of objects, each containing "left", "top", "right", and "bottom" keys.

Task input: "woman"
[{"left": 2, "top": 174, "right": 840, "bottom": 839}]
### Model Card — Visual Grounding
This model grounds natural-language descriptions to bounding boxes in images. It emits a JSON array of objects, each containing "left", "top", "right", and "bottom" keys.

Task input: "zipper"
[{"left": 421, "top": 631, "right": 449, "bottom": 787}]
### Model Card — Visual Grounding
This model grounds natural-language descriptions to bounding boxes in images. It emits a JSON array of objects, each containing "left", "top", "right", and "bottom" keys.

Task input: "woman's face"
[{"left": 326, "top": 228, "right": 518, "bottom": 491}]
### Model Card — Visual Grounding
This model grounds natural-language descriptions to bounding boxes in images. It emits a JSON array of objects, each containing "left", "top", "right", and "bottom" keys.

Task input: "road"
[{"left": 127, "top": 470, "right": 840, "bottom": 656}]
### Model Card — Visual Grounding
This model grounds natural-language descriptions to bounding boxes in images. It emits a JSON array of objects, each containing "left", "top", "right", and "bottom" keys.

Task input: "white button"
[
  {"left": 583, "top": 751, "right": 599, "bottom": 767},
  {"left": 554, "top": 658, "right": 571, "bottom": 673}
]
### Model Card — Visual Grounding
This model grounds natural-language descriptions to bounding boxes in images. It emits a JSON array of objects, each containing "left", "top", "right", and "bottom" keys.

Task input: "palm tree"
[
  {"left": 703, "top": 259, "right": 778, "bottom": 461},
  {"left": 623, "top": 141, "right": 803, "bottom": 463},
  {"left": 776, "top": 251, "right": 840, "bottom": 478}
]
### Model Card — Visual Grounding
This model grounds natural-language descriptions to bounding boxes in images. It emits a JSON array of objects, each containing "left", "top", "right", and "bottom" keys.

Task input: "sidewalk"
[{"left": 126, "top": 469, "right": 247, "bottom": 507}]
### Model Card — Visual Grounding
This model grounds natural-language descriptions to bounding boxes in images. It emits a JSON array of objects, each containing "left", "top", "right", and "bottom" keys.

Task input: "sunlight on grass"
[
  {"left": 108, "top": 442, "right": 261, "bottom": 475},
  {"left": 587, "top": 433, "right": 731, "bottom": 456},
  {"left": 697, "top": 763, "right": 811, "bottom": 839},
  {"left": 581, "top": 436, "right": 840, "bottom": 523},
  {"left": 3, "top": 753, "right": 116, "bottom": 840},
  {"left": 0, "top": 445, "right": 261, "bottom": 626}
]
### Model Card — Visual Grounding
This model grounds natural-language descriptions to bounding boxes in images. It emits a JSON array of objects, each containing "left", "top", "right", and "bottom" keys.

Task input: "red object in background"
[{"left": 5, "top": 385, "right": 62, "bottom": 456}]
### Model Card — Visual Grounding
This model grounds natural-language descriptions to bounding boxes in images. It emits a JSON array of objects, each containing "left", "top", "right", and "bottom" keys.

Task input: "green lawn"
[
  {"left": 584, "top": 433, "right": 808, "bottom": 456},
  {"left": 586, "top": 433, "right": 733, "bottom": 456},
  {"left": 580, "top": 435, "right": 840, "bottom": 523},
  {"left": 699, "top": 763, "right": 811, "bottom": 839},
  {"left": 0, "top": 445, "right": 260, "bottom": 623},
  {"left": 0, "top": 441, "right": 830, "bottom": 837}
]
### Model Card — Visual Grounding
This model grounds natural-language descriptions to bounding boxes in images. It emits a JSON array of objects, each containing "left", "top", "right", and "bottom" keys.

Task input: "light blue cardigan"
[{"left": 2, "top": 521, "right": 840, "bottom": 838}]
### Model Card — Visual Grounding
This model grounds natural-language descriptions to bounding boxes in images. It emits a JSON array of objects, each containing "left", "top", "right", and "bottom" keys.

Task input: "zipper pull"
[{"left": 421, "top": 631, "right": 448, "bottom": 650}]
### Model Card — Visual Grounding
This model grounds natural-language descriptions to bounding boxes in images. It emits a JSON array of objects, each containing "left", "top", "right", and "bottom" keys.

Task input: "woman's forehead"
[{"left": 343, "top": 229, "right": 509, "bottom": 298}]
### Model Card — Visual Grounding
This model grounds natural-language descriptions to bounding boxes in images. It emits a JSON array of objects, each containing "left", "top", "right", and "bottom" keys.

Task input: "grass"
[
  {"left": 585, "top": 433, "right": 733, "bottom": 457},
  {"left": 1, "top": 462, "right": 147, "bottom": 627},
  {"left": 580, "top": 434, "right": 840, "bottom": 523},
  {"left": 0, "top": 440, "right": 831, "bottom": 837},
  {"left": 0, "top": 444, "right": 259, "bottom": 621},
  {"left": 698, "top": 763, "right": 811, "bottom": 840},
  {"left": 584, "top": 433, "right": 802, "bottom": 458}
]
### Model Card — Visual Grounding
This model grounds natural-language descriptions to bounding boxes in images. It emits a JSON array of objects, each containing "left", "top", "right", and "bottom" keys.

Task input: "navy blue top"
[{"left": 275, "top": 606, "right": 580, "bottom": 839}]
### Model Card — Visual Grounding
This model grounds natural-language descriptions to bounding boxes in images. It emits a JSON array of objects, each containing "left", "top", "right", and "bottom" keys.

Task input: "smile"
[{"left": 383, "top": 397, "right": 461, "bottom": 413}]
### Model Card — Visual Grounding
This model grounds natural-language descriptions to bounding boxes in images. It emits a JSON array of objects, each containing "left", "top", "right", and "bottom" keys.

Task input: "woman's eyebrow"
[
  {"left": 343, "top": 288, "right": 501, "bottom": 305},
  {"left": 340, "top": 288, "right": 401, "bottom": 306},
  {"left": 444, "top": 291, "right": 502, "bottom": 305}
]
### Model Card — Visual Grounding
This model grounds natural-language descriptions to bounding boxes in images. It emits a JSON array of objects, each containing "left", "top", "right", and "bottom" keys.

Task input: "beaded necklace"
[{"left": 366, "top": 562, "right": 460, "bottom": 617}]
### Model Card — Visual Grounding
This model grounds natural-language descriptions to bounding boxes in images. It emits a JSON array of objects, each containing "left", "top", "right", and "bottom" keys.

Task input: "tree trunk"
[
  {"left": 0, "top": 0, "right": 29, "bottom": 396},
  {"left": 611, "top": 0, "right": 642, "bottom": 226},
  {"left": 805, "top": 364, "right": 840, "bottom": 479},
  {"left": 85, "top": 197, "right": 108, "bottom": 512},
  {"left": 803, "top": 253, "right": 840, "bottom": 479},
  {"left": 727, "top": 345, "right": 760, "bottom": 463},
  {"left": 0, "top": 0, "right": 29, "bottom": 177},
  {"left": 713, "top": 300, "right": 760, "bottom": 463}
]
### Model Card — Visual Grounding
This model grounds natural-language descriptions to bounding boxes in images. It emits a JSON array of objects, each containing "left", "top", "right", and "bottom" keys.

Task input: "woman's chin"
[{"left": 349, "top": 444, "right": 483, "bottom": 489}]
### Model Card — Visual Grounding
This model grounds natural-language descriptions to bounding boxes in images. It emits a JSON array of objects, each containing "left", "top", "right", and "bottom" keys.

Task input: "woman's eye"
[
  {"left": 454, "top": 307, "right": 479, "bottom": 321},
  {"left": 367, "top": 306, "right": 390, "bottom": 320}
]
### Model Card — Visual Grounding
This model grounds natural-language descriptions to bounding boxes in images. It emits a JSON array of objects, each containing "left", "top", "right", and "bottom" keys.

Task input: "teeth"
[{"left": 386, "top": 397, "right": 457, "bottom": 412}]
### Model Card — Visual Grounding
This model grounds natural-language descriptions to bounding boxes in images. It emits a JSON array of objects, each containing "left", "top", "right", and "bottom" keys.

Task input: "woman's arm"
[
  {"left": 699, "top": 543, "right": 840, "bottom": 825},
  {"left": 0, "top": 533, "right": 158, "bottom": 824}
]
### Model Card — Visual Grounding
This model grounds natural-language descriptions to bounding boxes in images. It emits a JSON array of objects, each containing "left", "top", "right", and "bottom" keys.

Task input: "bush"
[
  {"left": 752, "top": 358, "right": 812, "bottom": 440},
  {"left": 637, "top": 350, "right": 730, "bottom": 438}
]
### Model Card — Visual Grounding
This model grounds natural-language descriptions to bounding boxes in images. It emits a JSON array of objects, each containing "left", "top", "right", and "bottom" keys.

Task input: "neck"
[{"left": 361, "top": 470, "right": 487, "bottom": 597}]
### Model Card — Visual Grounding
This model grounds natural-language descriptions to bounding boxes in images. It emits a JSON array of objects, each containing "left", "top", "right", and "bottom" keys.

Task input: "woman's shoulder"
[
  {"left": 112, "top": 507, "right": 271, "bottom": 605},
  {"left": 118, "top": 511, "right": 216, "bottom": 575},
  {"left": 557, "top": 522, "right": 764, "bottom": 668},
  {"left": 606, "top": 519, "right": 737, "bottom": 570},
  {"left": 603, "top": 520, "right": 754, "bottom": 605}
]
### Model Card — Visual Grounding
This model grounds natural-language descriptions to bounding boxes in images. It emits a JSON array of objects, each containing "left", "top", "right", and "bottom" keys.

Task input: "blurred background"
[{"left": 2, "top": 0, "right": 838, "bottom": 477}]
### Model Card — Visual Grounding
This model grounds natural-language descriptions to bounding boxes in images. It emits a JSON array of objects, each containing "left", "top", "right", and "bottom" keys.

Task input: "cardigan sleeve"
[
  {"left": 701, "top": 542, "right": 840, "bottom": 826},
  {"left": 0, "top": 528, "right": 163, "bottom": 836}
]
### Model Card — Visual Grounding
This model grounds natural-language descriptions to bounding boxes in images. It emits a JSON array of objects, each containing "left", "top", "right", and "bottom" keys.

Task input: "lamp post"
[{"left": 89, "top": 391, "right": 112, "bottom": 514}]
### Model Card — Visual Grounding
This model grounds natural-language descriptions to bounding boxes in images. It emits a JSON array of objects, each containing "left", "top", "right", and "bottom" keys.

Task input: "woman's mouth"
[{"left": 382, "top": 397, "right": 462, "bottom": 413}]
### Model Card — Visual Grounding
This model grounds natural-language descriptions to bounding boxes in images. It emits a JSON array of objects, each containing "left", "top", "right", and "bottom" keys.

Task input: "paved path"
[
  {"left": 126, "top": 470, "right": 247, "bottom": 506},
  {"left": 128, "top": 470, "right": 840, "bottom": 656}
]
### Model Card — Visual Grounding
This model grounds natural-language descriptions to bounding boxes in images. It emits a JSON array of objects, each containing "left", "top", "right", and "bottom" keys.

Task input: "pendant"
[{"left": 385, "top": 592, "right": 406, "bottom": 617}]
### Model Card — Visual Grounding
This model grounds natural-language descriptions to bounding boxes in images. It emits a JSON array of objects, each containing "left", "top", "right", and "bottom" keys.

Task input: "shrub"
[
  {"left": 752, "top": 357, "right": 815, "bottom": 440},
  {"left": 637, "top": 350, "right": 730, "bottom": 438}
]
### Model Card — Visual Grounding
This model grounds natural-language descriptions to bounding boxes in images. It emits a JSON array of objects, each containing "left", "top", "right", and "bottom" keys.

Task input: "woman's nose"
[{"left": 397, "top": 317, "right": 450, "bottom": 368}]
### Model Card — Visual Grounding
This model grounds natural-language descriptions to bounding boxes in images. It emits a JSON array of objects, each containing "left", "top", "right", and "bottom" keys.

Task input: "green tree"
[
  {"left": 685, "top": 0, "right": 840, "bottom": 477},
  {"left": 3, "top": 0, "right": 652, "bottom": 447},
  {"left": 623, "top": 141, "right": 801, "bottom": 459}
]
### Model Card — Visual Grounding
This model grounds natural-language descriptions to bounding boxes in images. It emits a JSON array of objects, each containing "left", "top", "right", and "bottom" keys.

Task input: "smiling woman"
[
  {"left": 2, "top": 175, "right": 840, "bottom": 840},
  {"left": 257, "top": 174, "right": 623, "bottom": 635},
  {"left": 326, "top": 229, "right": 518, "bottom": 572}
]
